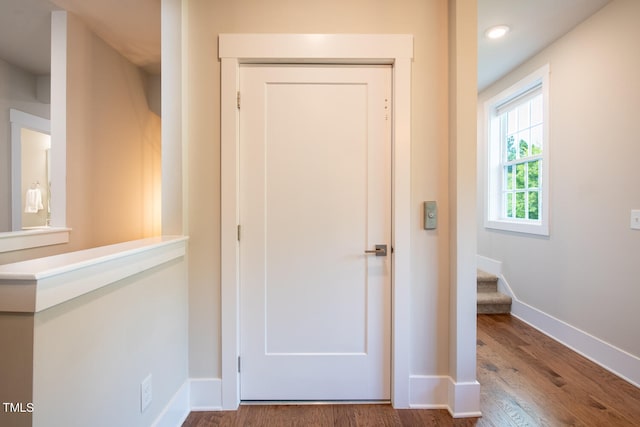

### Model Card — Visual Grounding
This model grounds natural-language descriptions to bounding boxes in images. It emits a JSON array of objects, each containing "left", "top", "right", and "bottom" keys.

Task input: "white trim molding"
[
  {"left": 152, "top": 381, "right": 190, "bottom": 427},
  {"left": 220, "top": 33, "right": 413, "bottom": 409},
  {"left": 152, "top": 378, "right": 223, "bottom": 427},
  {"left": 0, "top": 236, "right": 188, "bottom": 312},
  {"left": 0, "top": 227, "right": 70, "bottom": 254},
  {"left": 447, "top": 380, "right": 482, "bottom": 418},
  {"left": 190, "top": 378, "right": 223, "bottom": 411},
  {"left": 409, "top": 375, "right": 482, "bottom": 418},
  {"left": 512, "top": 301, "right": 640, "bottom": 388},
  {"left": 477, "top": 255, "right": 640, "bottom": 388}
]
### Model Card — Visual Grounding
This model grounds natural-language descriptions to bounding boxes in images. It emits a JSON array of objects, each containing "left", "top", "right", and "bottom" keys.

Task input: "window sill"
[
  {"left": 485, "top": 219, "right": 549, "bottom": 236},
  {"left": 0, "top": 227, "right": 72, "bottom": 253}
]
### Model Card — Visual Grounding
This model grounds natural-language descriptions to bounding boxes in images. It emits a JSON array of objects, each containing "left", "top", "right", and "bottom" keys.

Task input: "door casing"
[{"left": 220, "top": 33, "right": 413, "bottom": 409}]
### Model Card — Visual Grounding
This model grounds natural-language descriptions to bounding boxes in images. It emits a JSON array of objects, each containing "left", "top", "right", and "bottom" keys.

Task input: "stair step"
[
  {"left": 477, "top": 291, "right": 512, "bottom": 314},
  {"left": 477, "top": 269, "right": 512, "bottom": 314},
  {"left": 477, "top": 269, "right": 498, "bottom": 293}
]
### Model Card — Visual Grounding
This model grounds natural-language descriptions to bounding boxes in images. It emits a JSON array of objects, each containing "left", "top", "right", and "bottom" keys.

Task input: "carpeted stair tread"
[
  {"left": 477, "top": 291, "right": 512, "bottom": 305},
  {"left": 477, "top": 269, "right": 498, "bottom": 293},
  {"left": 477, "top": 269, "right": 498, "bottom": 282},
  {"left": 477, "top": 269, "right": 512, "bottom": 314}
]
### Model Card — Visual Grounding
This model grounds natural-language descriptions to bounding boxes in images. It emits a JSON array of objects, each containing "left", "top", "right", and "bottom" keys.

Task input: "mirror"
[{"left": 10, "top": 109, "right": 51, "bottom": 230}]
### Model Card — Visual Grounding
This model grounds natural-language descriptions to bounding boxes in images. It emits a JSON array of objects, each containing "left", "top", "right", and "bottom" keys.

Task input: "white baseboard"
[
  {"left": 409, "top": 375, "right": 449, "bottom": 409},
  {"left": 447, "top": 379, "right": 482, "bottom": 418},
  {"left": 511, "top": 300, "right": 640, "bottom": 388},
  {"left": 476, "top": 255, "right": 502, "bottom": 276},
  {"left": 190, "top": 378, "right": 223, "bottom": 411},
  {"left": 158, "top": 376, "right": 482, "bottom": 425},
  {"left": 477, "top": 254, "right": 640, "bottom": 389},
  {"left": 154, "top": 378, "right": 223, "bottom": 427},
  {"left": 409, "top": 375, "right": 481, "bottom": 418},
  {"left": 152, "top": 380, "right": 190, "bottom": 427}
]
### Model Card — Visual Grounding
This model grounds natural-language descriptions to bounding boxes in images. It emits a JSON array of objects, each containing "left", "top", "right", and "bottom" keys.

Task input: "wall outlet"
[
  {"left": 140, "top": 374, "right": 152, "bottom": 413},
  {"left": 631, "top": 210, "right": 640, "bottom": 230}
]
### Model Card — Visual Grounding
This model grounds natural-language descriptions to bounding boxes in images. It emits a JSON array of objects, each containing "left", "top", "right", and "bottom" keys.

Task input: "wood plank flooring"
[
  {"left": 183, "top": 314, "right": 640, "bottom": 426},
  {"left": 476, "top": 314, "right": 640, "bottom": 426}
]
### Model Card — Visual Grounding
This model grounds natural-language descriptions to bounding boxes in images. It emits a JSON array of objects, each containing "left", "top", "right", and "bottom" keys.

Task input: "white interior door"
[{"left": 239, "top": 65, "right": 392, "bottom": 401}]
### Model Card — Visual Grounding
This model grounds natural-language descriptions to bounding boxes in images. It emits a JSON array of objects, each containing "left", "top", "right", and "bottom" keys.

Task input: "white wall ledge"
[
  {"left": 0, "top": 236, "right": 188, "bottom": 313},
  {"left": 0, "top": 227, "right": 71, "bottom": 253}
]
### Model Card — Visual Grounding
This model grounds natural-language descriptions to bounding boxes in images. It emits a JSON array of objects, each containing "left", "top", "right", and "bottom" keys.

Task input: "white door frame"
[{"left": 219, "top": 34, "right": 413, "bottom": 409}]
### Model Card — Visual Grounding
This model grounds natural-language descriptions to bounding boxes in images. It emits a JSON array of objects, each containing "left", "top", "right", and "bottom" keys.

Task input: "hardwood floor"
[
  {"left": 476, "top": 314, "right": 640, "bottom": 426},
  {"left": 182, "top": 405, "right": 476, "bottom": 427},
  {"left": 183, "top": 314, "right": 640, "bottom": 426}
]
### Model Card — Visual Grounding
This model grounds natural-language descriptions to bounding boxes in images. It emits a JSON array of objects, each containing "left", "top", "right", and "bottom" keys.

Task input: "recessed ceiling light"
[{"left": 485, "top": 25, "right": 510, "bottom": 40}]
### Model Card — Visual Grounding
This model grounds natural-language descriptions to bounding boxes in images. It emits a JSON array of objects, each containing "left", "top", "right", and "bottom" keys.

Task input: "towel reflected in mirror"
[{"left": 25, "top": 183, "right": 44, "bottom": 213}]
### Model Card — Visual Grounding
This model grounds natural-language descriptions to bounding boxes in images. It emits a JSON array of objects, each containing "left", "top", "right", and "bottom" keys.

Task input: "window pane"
[
  {"left": 528, "top": 191, "right": 539, "bottom": 220},
  {"left": 516, "top": 192, "right": 525, "bottom": 219},
  {"left": 528, "top": 160, "right": 539, "bottom": 188},
  {"left": 505, "top": 193, "right": 513, "bottom": 218},
  {"left": 517, "top": 102, "right": 530, "bottom": 129},
  {"left": 516, "top": 163, "right": 525, "bottom": 189},
  {"left": 506, "top": 135, "right": 516, "bottom": 161},
  {"left": 531, "top": 124, "right": 543, "bottom": 155},
  {"left": 518, "top": 130, "right": 530, "bottom": 158},
  {"left": 531, "top": 94, "right": 543, "bottom": 125},
  {"left": 505, "top": 165, "right": 513, "bottom": 189},
  {"left": 507, "top": 109, "right": 518, "bottom": 135}
]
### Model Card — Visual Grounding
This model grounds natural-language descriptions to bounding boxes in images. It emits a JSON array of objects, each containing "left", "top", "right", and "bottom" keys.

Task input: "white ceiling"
[
  {"left": 1, "top": 0, "right": 612, "bottom": 87},
  {"left": 478, "top": 0, "right": 611, "bottom": 92},
  {"left": 0, "top": 0, "right": 159, "bottom": 76},
  {"left": 50, "top": 0, "right": 161, "bottom": 74},
  {"left": 0, "top": 0, "right": 57, "bottom": 75}
]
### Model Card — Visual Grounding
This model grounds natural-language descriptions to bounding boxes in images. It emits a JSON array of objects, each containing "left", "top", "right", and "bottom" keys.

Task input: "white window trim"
[{"left": 483, "top": 64, "right": 550, "bottom": 236}]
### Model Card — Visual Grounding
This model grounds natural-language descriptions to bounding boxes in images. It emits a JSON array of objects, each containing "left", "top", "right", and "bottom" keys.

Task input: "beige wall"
[
  {"left": 478, "top": 0, "right": 640, "bottom": 357},
  {"left": 0, "top": 13, "right": 161, "bottom": 265},
  {"left": 0, "top": 312, "right": 34, "bottom": 427},
  {"left": 184, "top": 0, "right": 452, "bottom": 379},
  {"left": 30, "top": 258, "right": 188, "bottom": 427},
  {"left": 65, "top": 12, "right": 161, "bottom": 250},
  {"left": 0, "top": 255, "right": 189, "bottom": 427}
]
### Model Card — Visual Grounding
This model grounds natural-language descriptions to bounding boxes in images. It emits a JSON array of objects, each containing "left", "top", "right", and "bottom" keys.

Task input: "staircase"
[{"left": 477, "top": 270, "right": 512, "bottom": 314}]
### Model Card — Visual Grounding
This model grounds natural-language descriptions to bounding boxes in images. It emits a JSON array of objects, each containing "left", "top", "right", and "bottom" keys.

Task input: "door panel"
[{"left": 240, "top": 65, "right": 391, "bottom": 401}]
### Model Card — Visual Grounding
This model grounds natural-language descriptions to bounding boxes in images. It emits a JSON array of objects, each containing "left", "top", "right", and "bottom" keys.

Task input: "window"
[{"left": 484, "top": 65, "right": 550, "bottom": 235}]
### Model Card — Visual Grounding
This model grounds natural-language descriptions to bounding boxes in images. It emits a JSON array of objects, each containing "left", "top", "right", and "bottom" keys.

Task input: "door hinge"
[
  {"left": 238, "top": 356, "right": 241, "bottom": 373},
  {"left": 237, "top": 91, "right": 241, "bottom": 109},
  {"left": 237, "top": 225, "right": 241, "bottom": 241}
]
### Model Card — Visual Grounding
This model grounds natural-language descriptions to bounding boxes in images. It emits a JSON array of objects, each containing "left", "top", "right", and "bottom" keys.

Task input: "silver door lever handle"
[{"left": 364, "top": 244, "right": 387, "bottom": 257}]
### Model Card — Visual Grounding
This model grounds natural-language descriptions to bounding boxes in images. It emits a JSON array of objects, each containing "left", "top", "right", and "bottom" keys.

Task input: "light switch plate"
[
  {"left": 424, "top": 201, "right": 437, "bottom": 230},
  {"left": 631, "top": 210, "right": 640, "bottom": 230}
]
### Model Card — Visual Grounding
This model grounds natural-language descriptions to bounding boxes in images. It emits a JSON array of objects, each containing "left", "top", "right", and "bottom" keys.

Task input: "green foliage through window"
[{"left": 500, "top": 93, "right": 543, "bottom": 221}]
